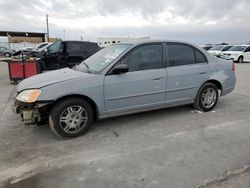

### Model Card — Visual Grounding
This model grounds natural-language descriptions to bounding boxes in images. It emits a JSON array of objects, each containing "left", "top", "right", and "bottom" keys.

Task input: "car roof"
[
  {"left": 227, "top": 45, "right": 249, "bottom": 48},
  {"left": 120, "top": 39, "right": 193, "bottom": 45},
  {"left": 234, "top": 45, "right": 249, "bottom": 46},
  {"left": 119, "top": 39, "right": 180, "bottom": 44},
  {"left": 63, "top": 40, "right": 98, "bottom": 44}
]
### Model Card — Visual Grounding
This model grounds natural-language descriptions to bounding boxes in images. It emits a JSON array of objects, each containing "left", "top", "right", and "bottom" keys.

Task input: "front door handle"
[{"left": 199, "top": 72, "right": 207, "bottom": 75}]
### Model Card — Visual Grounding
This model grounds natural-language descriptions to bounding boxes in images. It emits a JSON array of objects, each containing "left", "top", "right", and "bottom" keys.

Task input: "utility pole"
[
  {"left": 63, "top": 29, "right": 66, "bottom": 40},
  {"left": 46, "top": 14, "right": 49, "bottom": 42},
  {"left": 7, "top": 32, "right": 10, "bottom": 48}
]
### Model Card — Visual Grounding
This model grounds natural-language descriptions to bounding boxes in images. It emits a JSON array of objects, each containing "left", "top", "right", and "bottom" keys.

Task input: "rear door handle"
[{"left": 153, "top": 77, "right": 164, "bottom": 80}]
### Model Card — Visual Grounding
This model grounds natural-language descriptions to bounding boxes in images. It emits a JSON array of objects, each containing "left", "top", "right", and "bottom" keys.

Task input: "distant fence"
[{"left": 0, "top": 42, "right": 38, "bottom": 51}]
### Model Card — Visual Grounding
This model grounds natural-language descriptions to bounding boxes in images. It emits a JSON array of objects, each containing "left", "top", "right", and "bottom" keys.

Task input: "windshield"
[
  {"left": 47, "top": 41, "right": 61, "bottom": 54},
  {"left": 222, "top": 46, "right": 232, "bottom": 51},
  {"left": 209, "top": 45, "right": 224, "bottom": 51},
  {"left": 228, "top": 46, "right": 247, "bottom": 52},
  {"left": 75, "top": 44, "right": 131, "bottom": 73}
]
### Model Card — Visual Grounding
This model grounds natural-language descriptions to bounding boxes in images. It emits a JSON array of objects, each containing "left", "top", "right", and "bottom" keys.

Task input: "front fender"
[{"left": 37, "top": 76, "right": 106, "bottom": 116}]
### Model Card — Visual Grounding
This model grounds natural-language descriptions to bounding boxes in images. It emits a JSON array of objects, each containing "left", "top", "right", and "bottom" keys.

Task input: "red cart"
[{"left": 8, "top": 59, "right": 40, "bottom": 84}]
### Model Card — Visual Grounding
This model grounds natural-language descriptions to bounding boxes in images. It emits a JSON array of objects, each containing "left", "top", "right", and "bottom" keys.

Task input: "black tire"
[
  {"left": 49, "top": 97, "right": 94, "bottom": 138},
  {"left": 38, "top": 60, "right": 46, "bottom": 73},
  {"left": 4, "top": 52, "right": 11, "bottom": 57},
  {"left": 238, "top": 56, "right": 243, "bottom": 63},
  {"left": 193, "top": 83, "right": 219, "bottom": 112}
]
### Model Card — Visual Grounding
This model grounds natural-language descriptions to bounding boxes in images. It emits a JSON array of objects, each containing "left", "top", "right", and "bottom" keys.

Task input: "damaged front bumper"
[{"left": 13, "top": 100, "right": 52, "bottom": 125}]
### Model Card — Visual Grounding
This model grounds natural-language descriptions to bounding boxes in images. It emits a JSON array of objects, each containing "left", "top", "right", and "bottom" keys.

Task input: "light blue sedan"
[{"left": 14, "top": 40, "right": 236, "bottom": 137}]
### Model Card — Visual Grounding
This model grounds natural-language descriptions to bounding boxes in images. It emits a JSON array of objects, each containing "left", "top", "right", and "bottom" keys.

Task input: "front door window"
[{"left": 122, "top": 44, "right": 163, "bottom": 72}]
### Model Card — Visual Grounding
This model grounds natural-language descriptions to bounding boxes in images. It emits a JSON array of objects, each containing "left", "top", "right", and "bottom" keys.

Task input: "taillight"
[{"left": 232, "top": 62, "right": 235, "bottom": 71}]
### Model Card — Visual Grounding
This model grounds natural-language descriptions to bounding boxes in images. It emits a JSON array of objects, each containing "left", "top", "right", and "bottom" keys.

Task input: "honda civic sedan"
[{"left": 14, "top": 40, "right": 236, "bottom": 138}]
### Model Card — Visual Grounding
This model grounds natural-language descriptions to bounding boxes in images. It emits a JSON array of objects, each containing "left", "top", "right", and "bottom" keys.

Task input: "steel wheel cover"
[
  {"left": 201, "top": 88, "right": 217, "bottom": 108},
  {"left": 59, "top": 105, "right": 88, "bottom": 134}
]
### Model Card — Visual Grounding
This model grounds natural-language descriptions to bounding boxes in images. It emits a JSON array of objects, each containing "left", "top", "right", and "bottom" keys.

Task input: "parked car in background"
[
  {"left": 208, "top": 45, "right": 233, "bottom": 57},
  {"left": 0, "top": 46, "right": 15, "bottom": 57},
  {"left": 22, "top": 46, "right": 34, "bottom": 51},
  {"left": 222, "top": 45, "right": 250, "bottom": 63},
  {"left": 35, "top": 42, "right": 51, "bottom": 50},
  {"left": 0, "top": 46, "right": 7, "bottom": 56},
  {"left": 24, "top": 43, "right": 53, "bottom": 58},
  {"left": 39, "top": 40, "right": 101, "bottom": 71},
  {"left": 12, "top": 42, "right": 52, "bottom": 58},
  {"left": 22, "top": 42, "right": 51, "bottom": 51},
  {"left": 201, "top": 44, "right": 214, "bottom": 51},
  {"left": 14, "top": 40, "right": 236, "bottom": 138}
]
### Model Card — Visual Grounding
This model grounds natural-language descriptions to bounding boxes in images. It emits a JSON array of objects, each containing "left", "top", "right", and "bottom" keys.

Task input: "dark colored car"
[{"left": 39, "top": 41, "right": 100, "bottom": 71}]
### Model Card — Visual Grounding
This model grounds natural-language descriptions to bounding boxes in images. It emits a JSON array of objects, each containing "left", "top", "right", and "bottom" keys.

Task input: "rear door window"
[
  {"left": 195, "top": 49, "right": 208, "bottom": 64},
  {"left": 167, "top": 44, "right": 195, "bottom": 67}
]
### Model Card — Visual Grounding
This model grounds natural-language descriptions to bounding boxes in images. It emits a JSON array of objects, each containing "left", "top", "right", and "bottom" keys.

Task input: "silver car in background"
[
  {"left": 14, "top": 40, "right": 236, "bottom": 138},
  {"left": 0, "top": 46, "right": 15, "bottom": 57}
]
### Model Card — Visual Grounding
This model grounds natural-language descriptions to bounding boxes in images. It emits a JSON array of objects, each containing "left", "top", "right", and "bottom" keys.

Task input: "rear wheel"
[
  {"left": 49, "top": 97, "right": 94, "bottom": 138},
  {"left": 193, "top": 83, "right": 219, "bottom": 112}
]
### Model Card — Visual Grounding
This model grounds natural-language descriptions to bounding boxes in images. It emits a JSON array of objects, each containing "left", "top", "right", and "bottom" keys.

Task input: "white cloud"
[
  {"left": 205, "top": 21, "right": 217, "bottom": 25},
  {"left": 0, "top": 0, "right": 250, "bottom": 43}
]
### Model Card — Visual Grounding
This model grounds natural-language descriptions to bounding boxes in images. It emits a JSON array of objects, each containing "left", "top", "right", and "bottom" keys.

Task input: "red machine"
[{"left": 8, "top": 59, "right": 40, "bottom": 84}]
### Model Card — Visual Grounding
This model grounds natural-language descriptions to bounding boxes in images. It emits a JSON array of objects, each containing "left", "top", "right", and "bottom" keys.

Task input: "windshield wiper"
[
  {"left": 73, "top": 62, "right": 92, "bottom": 73},
  {"left": 83, "top": 62, "right": 90, "bottom": 69},
  {"left": 82, "top": 62, "right": 92, "bottom": 73},
  {"left": 72, "top": 64, "right": 79, "bottom": 70}
]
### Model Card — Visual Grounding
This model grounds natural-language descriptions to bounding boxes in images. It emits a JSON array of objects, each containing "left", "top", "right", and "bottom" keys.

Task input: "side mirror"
[
  {"left": 112, "top": 64, "right": 129, "bottom": 74},
  {"left": 43, "top": 48, "right": 48, "bottom": 56}
]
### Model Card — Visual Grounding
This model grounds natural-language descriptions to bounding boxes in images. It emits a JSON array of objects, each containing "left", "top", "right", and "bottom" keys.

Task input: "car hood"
[
  {"left": 17, "top": 68, "right": 92, "bottom": 92},
  {"left": 208, "top": 50, "right": 220, "bottom": 54},
  {"left": 223, "top": 51, "right": 242, "bottom": 55}
]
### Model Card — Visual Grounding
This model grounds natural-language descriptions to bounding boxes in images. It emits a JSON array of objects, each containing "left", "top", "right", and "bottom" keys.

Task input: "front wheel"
[
  {"left": 193, "top": 83, "right": 219, "bottom": 112},
  {"left": 238, "top": 56, "right": 243, "bottom": 63},
  {"left": 49, "top": 97, "right": 94, "bottom": 138},
  {"left": 38, "top": 60, "right": 46, "bottom": 73}
]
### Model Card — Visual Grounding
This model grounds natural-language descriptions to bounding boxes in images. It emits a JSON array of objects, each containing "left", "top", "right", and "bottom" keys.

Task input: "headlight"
[{"left": 16, "top": 89, "right": 41, "bottom": 103}]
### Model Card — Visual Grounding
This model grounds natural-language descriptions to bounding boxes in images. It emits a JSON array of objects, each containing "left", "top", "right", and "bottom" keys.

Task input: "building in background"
[
  {"left": 97, "top": 37, "right": 151, "bottom": 47},
  {"left": 0, "top": 31, "right": 47, "bottom": 43},
  {"left": 0, "top": 31, "right": 61, "bottom": 50}
]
